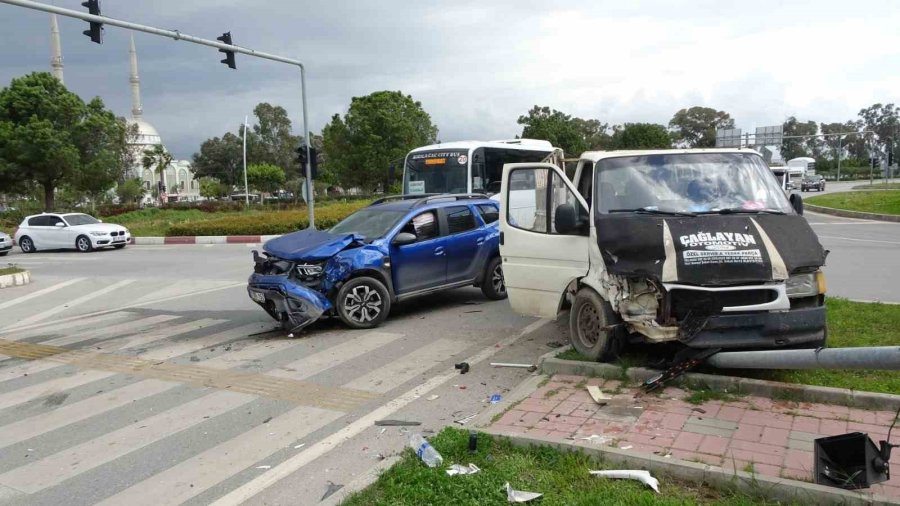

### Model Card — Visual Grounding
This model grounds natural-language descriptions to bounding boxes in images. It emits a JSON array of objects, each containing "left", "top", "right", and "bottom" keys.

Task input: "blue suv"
[{"left": 248, "top": 194, "right": 505, "bottom": 331}]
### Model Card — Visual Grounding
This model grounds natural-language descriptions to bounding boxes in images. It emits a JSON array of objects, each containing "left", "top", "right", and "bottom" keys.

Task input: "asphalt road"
[{"left": 0, "top": 209, "right": 896, "bottom": 505}]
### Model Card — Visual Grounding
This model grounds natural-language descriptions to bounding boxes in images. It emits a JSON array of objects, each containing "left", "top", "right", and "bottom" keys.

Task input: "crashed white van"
[{"left": 499, "top": 149, "right": 827, "bottom": 361}]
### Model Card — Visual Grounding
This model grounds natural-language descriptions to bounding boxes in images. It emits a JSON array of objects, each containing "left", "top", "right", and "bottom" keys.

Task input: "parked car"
[
  {"left": 14, "top": 213, "right": 131, "bottom": 253},
  {"left": 800, "top": 175, "right": 826, "bottom": 192},
  {"left": 248, "top": 194, "right": 505, "bottom": 331},
  {"left": 0, "top": 231, "right": 11, "bottom": 256}
]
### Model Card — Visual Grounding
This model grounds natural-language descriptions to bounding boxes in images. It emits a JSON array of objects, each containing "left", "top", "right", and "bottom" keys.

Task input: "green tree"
[
  {"left": 858, "top": 103, "right": 899, "bottom": 154},
  {"left": 252, "top": 103, "right": 302, "bottom": 174},
  {"left": 141, "top": 144, "right": 172, "bottom": 205},
  {"left": 609, "top": 123, "right": 672, "bottom": 149},
  {"left": 780, "top": 117, "right": 819, "bottom": 160},
  {"left": 322, "top": 91, "right": 438, "bottom": 191},
  {"left": 246, "top": 163, "right": 286, "bottom": 195},
  {"left": 199, "top": 176, "right": 229, "bottom": 199},
  {"left": 116, "top": 178, "right": 146, "bottom": 204},
  {"left": 191, "top": 132, "right": 243, "bottom": 186},
  {"left": 518, "top": 106, "right": 589, "bottom": 155},
  {"left": 668, "top": 106, "right": 735, "bottom": 147},
  {"left": 0, "top": 72, "right": 132, "bottom": 210}
]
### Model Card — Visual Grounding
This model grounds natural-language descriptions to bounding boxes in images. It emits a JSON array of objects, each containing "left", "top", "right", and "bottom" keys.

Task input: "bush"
[
  {"left": 97, "top": 203, "right": 142, "bottom": 217},
  {"left": 165, "top": 200, "right": 370, "bottom": 236}
]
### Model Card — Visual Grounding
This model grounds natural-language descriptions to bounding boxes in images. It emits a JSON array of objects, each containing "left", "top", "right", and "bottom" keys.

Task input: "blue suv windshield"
[{"left": 329, "top": 209, "right": 407, "bottom": 239}]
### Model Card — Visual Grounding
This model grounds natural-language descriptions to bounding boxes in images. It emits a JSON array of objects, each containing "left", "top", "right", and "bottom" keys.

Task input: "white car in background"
[
  {"left": 14, "top": 213, "right": 131, "bottom": 253},
  {"left": 0, "top": 231, "right": 11, "bottom": 256}
]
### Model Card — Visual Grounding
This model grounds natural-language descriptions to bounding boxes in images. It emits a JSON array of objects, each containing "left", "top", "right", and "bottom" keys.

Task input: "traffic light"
[
  {"left": 309, "top": 147, "right": 319, "bottom": 180},
  {"left": 296, "top": 144, "right": 308, "bottom": 167},
  {"left": 216, "top": 32, "right": 236, "bottom": 69},
  {"left": 872, "top": 157, "right": 879, "bottom": 169},
  {"left": 81, "top": 0, "right": 103, "bottom": 44},
  {"left": 890, "top": 150, "right": 894, "bottom": 167}
]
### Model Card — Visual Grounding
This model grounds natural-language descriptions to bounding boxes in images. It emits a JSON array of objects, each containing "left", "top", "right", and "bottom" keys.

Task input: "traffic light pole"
[{"left": 0, "top": 0, "right": 316, "bottom": 228}]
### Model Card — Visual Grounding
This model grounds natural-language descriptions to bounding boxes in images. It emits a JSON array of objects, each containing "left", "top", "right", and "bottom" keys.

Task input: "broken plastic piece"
[
  {"left": 590, "top": 470, "right": 660, "bottom": 493},
  {"left": 455, "top": 362, "right": 470, "bottom": 374},
  {"left": 489, "top": 394, "right": 502, "bottom": 404},
  {"left": 321, "top": 481, "right": 343, "bottom": 500},
  {"left": 446, "top": 463, "right": 481, "bottom": 476},
  {"left": 491, "top": 362, "right": 537, "bottom": 372},
  {"left": 426, "top": 394, "right": 440, "bottom": 401},
  {"left": 454, "top": 413, "right": 478, "bottom": 425},
  {"left": 374, "top": 420, "right": 421, "bottom": 426},
  {"left": 577, "top": 434, "right": 613, "bottom": 445},
  {"left": 587, "top": 386, "right": 612, "bottom": 404},
  {"left": 504, "top": 482, "right": 542, "bottom": 503}
]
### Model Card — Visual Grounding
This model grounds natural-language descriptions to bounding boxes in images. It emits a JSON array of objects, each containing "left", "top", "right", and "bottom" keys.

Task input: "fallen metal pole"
[{"left": 706, "top": 346, "right": 900, "bottom": 370}]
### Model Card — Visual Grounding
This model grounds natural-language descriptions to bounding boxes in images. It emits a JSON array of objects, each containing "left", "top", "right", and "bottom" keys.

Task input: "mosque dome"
[{"left": 127, "top": 117, "right": 162, "bottom": 147}]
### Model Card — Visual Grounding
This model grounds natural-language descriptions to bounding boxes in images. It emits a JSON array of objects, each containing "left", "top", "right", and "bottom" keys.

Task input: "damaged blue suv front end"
[{"left": 248, "top": 228, "right": 389, "bottom": 332}]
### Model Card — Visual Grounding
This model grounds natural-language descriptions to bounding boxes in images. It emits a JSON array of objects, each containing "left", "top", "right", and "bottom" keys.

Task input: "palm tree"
[{"left": 142, "top": 144, "right": 173, "bottom": 206}]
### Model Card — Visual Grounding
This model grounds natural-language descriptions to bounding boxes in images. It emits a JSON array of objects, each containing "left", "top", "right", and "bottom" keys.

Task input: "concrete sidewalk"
[{"left": 488, "top": 374, "right": 900, "bottom": 501}]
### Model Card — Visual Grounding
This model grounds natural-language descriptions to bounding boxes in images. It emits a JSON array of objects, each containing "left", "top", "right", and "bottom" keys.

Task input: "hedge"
[{"left": 165, "top": 200, "right": 370, "bottom": 236}]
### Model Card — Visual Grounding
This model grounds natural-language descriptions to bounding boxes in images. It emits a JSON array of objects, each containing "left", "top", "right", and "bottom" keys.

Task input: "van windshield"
[{"left": 596, "top": 152, "right": 792, "bottom": 214}]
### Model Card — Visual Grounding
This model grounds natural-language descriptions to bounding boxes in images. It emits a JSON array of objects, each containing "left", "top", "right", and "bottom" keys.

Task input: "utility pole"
[
  {"left": 836, "top": 135, "right": 842, "bottom": 182},
  {"left": 0, "top": 0, "right": 316, "bottom": 228},
  {"left": 243, "top": 115, "right": 249, "bottom": 207}
]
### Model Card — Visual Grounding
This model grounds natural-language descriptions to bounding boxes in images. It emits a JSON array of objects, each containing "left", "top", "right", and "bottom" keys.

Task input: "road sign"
[
  {"left": 716, "top": 128, "right": 742, "bottom": 148},
  {"left": 754, "top": 125, "right": 783, "bottom": 146}
]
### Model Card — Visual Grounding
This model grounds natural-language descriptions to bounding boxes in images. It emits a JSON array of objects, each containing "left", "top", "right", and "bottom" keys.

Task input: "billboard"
[{"left": 754, "top": 125, "right": 783, "bottom": 146}]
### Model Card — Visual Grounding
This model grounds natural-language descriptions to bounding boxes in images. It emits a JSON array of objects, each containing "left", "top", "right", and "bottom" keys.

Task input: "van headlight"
[{"left": 786, "top": 271, "right": 826, "bottom": 298}]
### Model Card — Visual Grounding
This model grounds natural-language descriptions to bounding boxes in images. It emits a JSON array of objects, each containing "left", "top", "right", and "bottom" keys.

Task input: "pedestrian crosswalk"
[{"left": 0, "top": 302, "right": 526, "bottom": 505}]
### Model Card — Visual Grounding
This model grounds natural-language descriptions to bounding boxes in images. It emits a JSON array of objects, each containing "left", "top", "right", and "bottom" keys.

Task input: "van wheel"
[
  {"left": 336, "top": 276, "right": 391, "bottom": 329},
  {"left": 569, "top": 288, "right": 621, "bottom": 362},
  {"left": 481, "top": 257, "right": 507, "bottom": 300}
]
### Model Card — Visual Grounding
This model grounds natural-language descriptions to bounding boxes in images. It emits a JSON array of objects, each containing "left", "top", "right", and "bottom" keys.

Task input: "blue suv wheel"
[{"left": 336, "top": 276, "right": 391, "bottom": 329}]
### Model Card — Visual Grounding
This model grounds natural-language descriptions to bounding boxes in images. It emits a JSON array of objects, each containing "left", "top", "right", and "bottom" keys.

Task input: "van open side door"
[{"left": 499, "top": 162, "right": 590, "bottom": 319}]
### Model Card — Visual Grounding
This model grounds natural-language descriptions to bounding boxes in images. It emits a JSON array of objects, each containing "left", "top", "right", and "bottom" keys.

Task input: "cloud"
[{"left": 0, "top": 0, "right": 898, "bottom": 159}]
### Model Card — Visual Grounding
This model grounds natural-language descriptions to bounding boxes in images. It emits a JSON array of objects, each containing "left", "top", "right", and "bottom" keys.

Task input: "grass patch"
[
  {"left": 852, "top": 183, "right": 900, "bottom": 190},
  {"left": 549, "top": 299, "right": 899, "bottom": 395},
  {"left": 806, "top": 190, "right": 900, "bottom": 215},
  {"left": 343, "top": 428, "right": 789, "bottom": 505},
  {"left": 556, "top": 348, "right": 588, "bottom": 361},
  {"left": 0, "top": 266, "right": 25, "bottom": 276}
]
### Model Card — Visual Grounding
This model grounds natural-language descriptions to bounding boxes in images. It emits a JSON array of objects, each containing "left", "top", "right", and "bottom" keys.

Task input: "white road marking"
[
  {"left": 109, "top": 318, "right": 228, "bottom": 352},
  {"left": 809, "top": 222, "right": 885, "bottom": 225},
  {"left": 0, "top": 360, "right": 63, "bottom": 385},
  {"left": 0, "top": 369, "right": 115, "bottom": 411},
  {"left": 2, "top": 282, "right": 245, "bottom": 334},
  {"left": 210, "top": 318, "right": 550, "bottom": 506},
  {"left": 41, "top": 314, "right": 181, "bottom": 347},
  {"left": 0, "top": 379, "right": 177, "bottom": 451},
  {"left": 0, "top": 312, "right": 132, "bottom": 341},
  {"left": 343, "top": 338, "right": 470, "bottom": 394},
  {"left": 138, "top": 322, "right": 275, "bottom": 361},
  {"left": 132, "top": 280, "right": 240, "bottom": 306},
  {"left": 197, "top": 334, "right": 318, "bottom": 370},
  {"left": 0, "top": 390, "right": 255, "bottom": 494},
  {"left": 268, "top": 331, "right": 405, "bottom": 381},
  {"left": 11, "top": 279, "right": 136, "bottom": 328},
  {"left": 0, "top": 278, "right": 85, "bottom": 312},
  {"left": 97, "top": 404, "right": 343, "bottom": 506},
  {"left": 817, "top": 235, "right": 900, "bottom": 245}
]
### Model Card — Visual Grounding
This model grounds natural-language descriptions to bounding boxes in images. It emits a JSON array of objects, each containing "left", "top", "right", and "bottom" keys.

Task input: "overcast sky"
[{"left": 1, "top": 0, "right": 898, "bottom": 159}]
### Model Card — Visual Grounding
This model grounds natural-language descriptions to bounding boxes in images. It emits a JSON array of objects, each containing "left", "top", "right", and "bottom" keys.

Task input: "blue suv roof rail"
[
  {"left": 368, "top": 194, "right": 441, "bottom": 206},
  {"left": 413, "top": 193, "right": 489, "bottom": 207}
]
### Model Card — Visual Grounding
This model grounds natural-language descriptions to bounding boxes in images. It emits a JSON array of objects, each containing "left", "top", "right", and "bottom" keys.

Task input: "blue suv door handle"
[
  {"left": 434, "top": 246, "right": 445, "bottom": 256},
  {"left": 476, "top": 237, "right": 485, "bottom": 246}
]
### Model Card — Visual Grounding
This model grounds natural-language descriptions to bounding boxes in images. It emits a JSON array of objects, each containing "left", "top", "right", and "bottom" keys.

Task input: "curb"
[
  {"left": 132, "top": 235, "right": 281, "bottom": 245},
  {"left": 806, "top": 203, "right": 900, "bottom": 223},
  {"left": 481, "top": 430, "right": 895, "bottom": 506},
  {"left": 538, "top": 346, "right": 900, "bottom": 411},
  {"left": 0, "top": 269, "right": 30, "bottom": 289}
]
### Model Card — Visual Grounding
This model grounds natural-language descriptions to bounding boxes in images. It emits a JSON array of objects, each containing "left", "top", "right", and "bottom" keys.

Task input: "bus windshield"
[{"left": 403, "top": 149, "right": 469, "bottom": 195}]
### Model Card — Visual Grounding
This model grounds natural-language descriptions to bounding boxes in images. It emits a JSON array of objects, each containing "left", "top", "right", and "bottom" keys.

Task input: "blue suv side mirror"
[{"left": 392, "top": 232, "right": 417, "bottom": 246}]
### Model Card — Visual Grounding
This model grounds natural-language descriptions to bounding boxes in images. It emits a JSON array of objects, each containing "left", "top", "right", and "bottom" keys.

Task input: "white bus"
[{"left": 402, "top": 139, "right": 561, "bottom": 196}]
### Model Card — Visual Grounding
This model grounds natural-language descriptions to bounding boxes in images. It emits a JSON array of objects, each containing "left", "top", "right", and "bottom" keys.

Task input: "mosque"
[{"left": 50, "top": 15, "right": 200, "bottom": 204}]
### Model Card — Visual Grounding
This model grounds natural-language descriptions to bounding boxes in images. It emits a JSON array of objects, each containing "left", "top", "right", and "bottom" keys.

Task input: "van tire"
[
  {"left": 336, "top": 276, "right": 391, "bottom": 329},
  {"left": 569, "top": 288, "right": 620, "bottom": 362},
  {"left": 480, "top": 257, "right": 507, "bottom": 300}
]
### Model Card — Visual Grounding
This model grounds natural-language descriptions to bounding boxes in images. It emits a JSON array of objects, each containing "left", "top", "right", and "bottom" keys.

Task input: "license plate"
[{"left": 250, "top": 291, "right": 266, "bottom": 303}]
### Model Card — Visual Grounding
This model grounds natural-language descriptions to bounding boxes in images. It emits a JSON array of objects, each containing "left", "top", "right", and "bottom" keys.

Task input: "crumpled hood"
[
  {"left": 263, "top": 229, "right": 363, "bottom": 261},
  {"left": 595, "top": 213, "right": 826, "bottom": 286}
]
